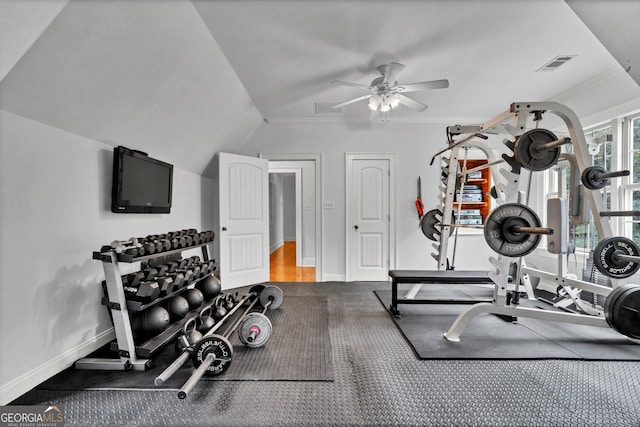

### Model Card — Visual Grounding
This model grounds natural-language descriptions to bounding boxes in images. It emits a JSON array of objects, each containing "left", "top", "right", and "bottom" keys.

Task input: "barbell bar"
[
  {"left": 154, "top": 290, "right": 259, "bottom": 386},
  {"left": 177, "top": 286, "right": 283, "bottom": 399}
]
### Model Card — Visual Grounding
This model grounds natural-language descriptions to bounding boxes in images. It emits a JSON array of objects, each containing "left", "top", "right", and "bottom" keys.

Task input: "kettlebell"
[
  {"left": 212, "top": 295, "right": 227, "bottom": 320},
  {"left": 197, "top": 305, "right": 216, "bottom": 332},
  {"left": 175, "top": 318, "right": 203, "bottom": 354},
  {"left": 225, "top": 293, "right": 236, "bottom": 310}
]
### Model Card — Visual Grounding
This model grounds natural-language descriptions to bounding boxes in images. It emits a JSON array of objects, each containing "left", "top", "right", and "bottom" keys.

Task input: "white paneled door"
[
  {"left": 346, "top": 154, "right": 395, "bottom": 281},
  {"left": 218, "top": 152, "right": 269, "bottom": 288}
]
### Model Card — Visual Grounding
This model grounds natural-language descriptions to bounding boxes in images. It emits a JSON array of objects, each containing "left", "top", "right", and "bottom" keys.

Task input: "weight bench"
[{"left": 389, "top": 270, "right": 494, "bottom": 317}]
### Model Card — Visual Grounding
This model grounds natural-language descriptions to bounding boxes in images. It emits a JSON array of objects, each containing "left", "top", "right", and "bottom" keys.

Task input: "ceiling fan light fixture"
[
  {"left": 380, "top": 101, "right": 391, "bottom": 113},
  {"left": 388, "top": 93, "right": 400, "bottom": 109},
  {"left": 368, "top": 95, "right": 381, "bottom": 111}
]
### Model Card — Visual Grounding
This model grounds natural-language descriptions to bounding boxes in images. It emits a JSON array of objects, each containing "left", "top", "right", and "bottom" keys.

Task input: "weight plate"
[
  {"left": 250, "top": 284, "right": 266, "bottom": 297},
  {"left": 484, "top": 203, "right": 542, "bottom": 257},
  {"left": 238, "top": 312, "right": 272, "bottom": 348},
  {"left": 420, "top": 209, "right": 454, "bottom": 241},
  {"left": 581, "top": 166, "right": 607, "bottom": 190},
  {"left": 604, "top": 284, "right": 636, "bottom": 330},
  {"left": 191, "top": 334, "right": 234, "bottom": 376},
  {"left": 608, "top": 285, "right": 640, "bottom": 339},
  {"left": 514, "top": 129, "right": 561, "bottom": 171},
  {"left": 593, "top": 237, "right": 640, "bottom": 279},
  {"left": 260, "top": 286, "right": 284, "bottom": 310}
]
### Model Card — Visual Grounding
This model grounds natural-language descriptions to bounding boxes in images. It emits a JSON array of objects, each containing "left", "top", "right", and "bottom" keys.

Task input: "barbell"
[{"left": 178, "top": 285, "right": 283, "bottom": 399}]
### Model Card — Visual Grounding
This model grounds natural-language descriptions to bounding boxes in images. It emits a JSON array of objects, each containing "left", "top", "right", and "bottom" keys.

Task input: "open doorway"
[{"left": 268, "top": 169, "right": 315, "bottom": 282}]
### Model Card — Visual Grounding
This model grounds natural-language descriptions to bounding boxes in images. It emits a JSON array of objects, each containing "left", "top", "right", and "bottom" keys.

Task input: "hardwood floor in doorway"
[{"left": 270, "top": 242, "right": 315, "bottom": 282}]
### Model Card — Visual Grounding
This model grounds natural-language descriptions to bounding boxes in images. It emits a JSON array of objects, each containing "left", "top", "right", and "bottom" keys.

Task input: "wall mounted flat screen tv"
[{"left": 111, "top": 146, "right": 173, "bottom": 213}]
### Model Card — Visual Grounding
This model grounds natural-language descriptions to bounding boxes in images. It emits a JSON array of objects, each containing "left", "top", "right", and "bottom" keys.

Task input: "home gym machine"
[
  {"left": 389, "top": 130, "right": 538, "bottom": 316},
  {"left": 423, "top": 101, "right": 640, "bottom": 342}
]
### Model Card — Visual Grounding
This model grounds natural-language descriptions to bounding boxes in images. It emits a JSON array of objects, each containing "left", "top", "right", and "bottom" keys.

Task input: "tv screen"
[{"left": 111, "top": 146, "right": 173, "bottom": 213}]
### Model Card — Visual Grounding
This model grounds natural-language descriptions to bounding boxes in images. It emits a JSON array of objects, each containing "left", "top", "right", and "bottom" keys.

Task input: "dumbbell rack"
[{"left": 76, "top": 239, "right": 215, "bottom": 371}]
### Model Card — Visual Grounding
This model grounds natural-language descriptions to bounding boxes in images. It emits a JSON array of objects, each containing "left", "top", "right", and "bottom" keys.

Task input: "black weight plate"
[
  {"left": 604, "top": 284, "right": 636, "bottom": 330},
  {"left": 514, "top": 129, "right": 561, "bottom": 172},
  {"left": 581, "top": 166, "right": 607, "bottom": 190},
  {"left": 191, "top": 334, "right": 234, "bottom": 376},
  {"left": 610, "top": 285, "right": 640, "bottom": 339},
  {"left": 420, "top": 209, "right": 454, "bottom": 241},
  {"left": 249, "top": 284, "right": 266, "bottom": 300},
  {"left": 593, "top": 237, "right": 640, "bottom": 279},
  {"left": 484, "top": 203, "right": 542, "bottom": 257}
]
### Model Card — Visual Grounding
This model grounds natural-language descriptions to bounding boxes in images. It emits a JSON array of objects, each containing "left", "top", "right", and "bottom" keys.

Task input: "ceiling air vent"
[
  {"left": 536, "top": 55, "right": 577, "bottom": 72},
  {"left": 315, "top": 102, "right": 343, "bottom": 115}
]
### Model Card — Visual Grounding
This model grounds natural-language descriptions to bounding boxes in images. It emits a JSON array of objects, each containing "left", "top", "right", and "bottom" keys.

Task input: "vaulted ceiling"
[{"left": 1, "top": 1, "right": 639, "bottom": 175}]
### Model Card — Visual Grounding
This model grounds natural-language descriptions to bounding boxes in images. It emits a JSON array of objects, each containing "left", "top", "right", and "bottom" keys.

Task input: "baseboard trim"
[
  {"left": 0, "top": 328, "right": 115, "bottom": 405},
  {"left": 323, "top": 274, "right": 346, "bottom": 282},
  {"left": 301, "top": 257, "right": 315, "bottom": 267},
  {"left": 270, "top": 240, "right": 284, "bottom": 254}
]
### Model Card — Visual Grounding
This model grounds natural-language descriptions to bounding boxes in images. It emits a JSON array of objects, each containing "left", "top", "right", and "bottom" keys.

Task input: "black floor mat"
[
  {"left": 375, "top": 288, "right": 640, "bottom": 360},
  {"left": 38, "top": 296, "right": 333, "bottom": 391}
]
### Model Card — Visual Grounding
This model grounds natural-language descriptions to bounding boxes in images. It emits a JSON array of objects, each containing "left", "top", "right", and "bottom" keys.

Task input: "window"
[
  {"left": 571, "top": 125, "right": 612, "bottom": 252},
  {"left": 621, "top": 114, "right": 640, "bottom": 242}
]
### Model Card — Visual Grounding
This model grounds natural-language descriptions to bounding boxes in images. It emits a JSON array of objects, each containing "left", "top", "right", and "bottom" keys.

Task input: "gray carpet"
[
  {"left": 375, "top": 288, "right": 640, "bottom": 360},
  {"left": 11, "top": 281, "right": 640, "bottom": 426},
  {"left": 37, "top": 295, "right": 332, "bottom": 390}
]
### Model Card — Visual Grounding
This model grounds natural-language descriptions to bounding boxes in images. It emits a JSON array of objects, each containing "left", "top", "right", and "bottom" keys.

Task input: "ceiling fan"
[{"left": 331, "top": 62, "right": 449, "bottom": 117}]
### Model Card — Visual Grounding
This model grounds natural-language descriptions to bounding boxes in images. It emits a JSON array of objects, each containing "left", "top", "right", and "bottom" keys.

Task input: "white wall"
[
  {"left": 0, "top": 111, "right": 210, "bottom": 405},
  {"left": 269, "top": 174, "right": 284, "bottom": 252},
  {"left": 242, "top": 122, "right": 499, "bottom": 280},
  {"left": 282, "top": 174, "right": 296, "bottom": 241}
]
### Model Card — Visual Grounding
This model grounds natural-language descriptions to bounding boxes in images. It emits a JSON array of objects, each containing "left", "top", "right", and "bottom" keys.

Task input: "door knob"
[
  {"left": 222, "top": 227, "right": 227, "bottom": 231},
  {"left": 354, "top": 225, "right": 359, "bottom": 231}
]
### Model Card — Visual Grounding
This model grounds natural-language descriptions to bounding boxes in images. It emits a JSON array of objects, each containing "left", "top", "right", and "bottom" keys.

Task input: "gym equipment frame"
[{"left": 440, "top": 101, "right": 630, "bottom": 341}]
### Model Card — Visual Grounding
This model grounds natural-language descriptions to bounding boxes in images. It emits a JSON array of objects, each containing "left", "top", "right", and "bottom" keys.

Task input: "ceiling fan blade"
[
  {"left": 395, "top": 79, "right": 449, "bottom": 93},
  {"left": 382, "top": 62, "right": 405, "bottom": 85},
  {"left": 332, "top": 94, "right": 371, "bottom": 109},
  {"left": 396, "top": 93, "right": 429, "bottom": 112},
  {"left": 330, "top": 80, "right": 371, "bottom": 89}
]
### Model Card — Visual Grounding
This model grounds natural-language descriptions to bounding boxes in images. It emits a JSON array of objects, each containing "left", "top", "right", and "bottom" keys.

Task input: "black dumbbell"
[
  {"left": 156, "top": 275, "right": 175, "bottom": 296},
  {"left": 126, "top": 271, "right": 145, "bottom": 288},
  {"left": 125, "top": 280, "right": 160, "bottom": 302},
  {"left": 142, "top": 267, "right": 159, "bottom": 281}
]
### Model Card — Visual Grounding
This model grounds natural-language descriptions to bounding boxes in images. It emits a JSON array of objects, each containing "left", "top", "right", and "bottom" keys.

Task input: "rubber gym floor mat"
[
  {"left": 375, "top": 289, "right": 640, "bottom": 360},
  {"left": 13, "top": 282, "right": 640, "bottom": 426},
  {"left": 37, "top": 295, "right": 332, "bottom": 391}
]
